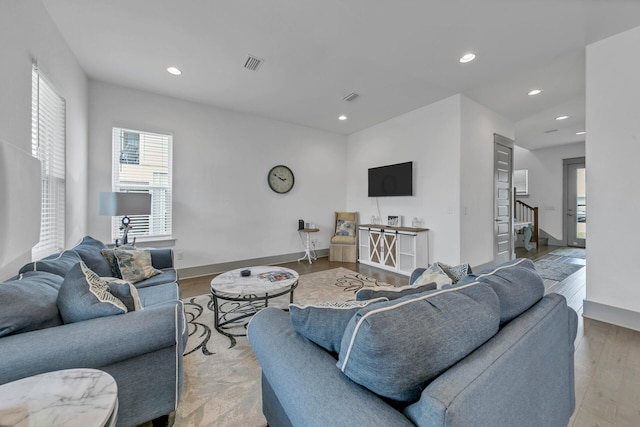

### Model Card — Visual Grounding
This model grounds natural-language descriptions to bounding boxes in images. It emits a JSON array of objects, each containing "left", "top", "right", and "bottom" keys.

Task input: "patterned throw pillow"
[
  {"left": 336, "top": 219, "right": 356, "bottom": 237},
  {"left": 436, "top": 262, "right": 471, "bottom": 284},
  {"left": 289, "top": 298, "right": 388, "bottom": 354},
  {"left": 100, "top": 245, "right": 134, "bottom": 278},
  {"left": 413, "top": 263, "right": 453, "bottom": 288},
  {"left": 113, "top": 248, "right": 162, "bottom": 284},
  {"left": 57, "top": 262, "right": 128, "bottom": 324}
]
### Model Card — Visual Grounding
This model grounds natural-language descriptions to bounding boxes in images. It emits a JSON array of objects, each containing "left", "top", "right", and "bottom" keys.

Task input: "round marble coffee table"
[
  {"left": 0, "top": 368, "right": 118, "bottom": 427},
  {"left": 210, "top": 266, "right": 299, "bottom": 337}
]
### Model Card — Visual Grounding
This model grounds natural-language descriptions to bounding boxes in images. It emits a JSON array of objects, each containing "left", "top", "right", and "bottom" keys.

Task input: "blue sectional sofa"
[
  {"left": 0, "top": 236, "right": 188, "bottom": 427},
  {"left": 249, "top": 258, "right": 578, "bottom": 427}
]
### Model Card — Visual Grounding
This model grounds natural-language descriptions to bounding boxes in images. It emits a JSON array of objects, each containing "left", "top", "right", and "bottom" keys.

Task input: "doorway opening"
[{"left": 563, "top": 157, "right": 586, "bottom": 248}]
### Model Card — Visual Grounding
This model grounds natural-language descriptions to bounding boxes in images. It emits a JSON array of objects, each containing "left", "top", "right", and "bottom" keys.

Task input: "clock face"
[{"left": 268, "top": 165, "right": 295, "bottom": 194}]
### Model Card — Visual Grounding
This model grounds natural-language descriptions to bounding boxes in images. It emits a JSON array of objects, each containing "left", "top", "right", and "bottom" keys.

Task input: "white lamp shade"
[{"left": 99, "top": 192, "right": 151, "bottom": 216}]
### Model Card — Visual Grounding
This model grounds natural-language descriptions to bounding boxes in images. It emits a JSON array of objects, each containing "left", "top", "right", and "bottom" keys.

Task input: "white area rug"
[{"left": 174, "top": 268, "right": 389, "bottom": 427}]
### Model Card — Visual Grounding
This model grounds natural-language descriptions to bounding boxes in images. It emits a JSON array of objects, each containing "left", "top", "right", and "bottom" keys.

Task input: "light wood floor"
[{"left": 179, "top": 247, "right": 640, "bottom": 427}]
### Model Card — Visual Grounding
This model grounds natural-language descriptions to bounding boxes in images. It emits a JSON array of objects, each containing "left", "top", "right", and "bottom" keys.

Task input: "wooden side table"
[
  {"left": 297, "top": 227, "right": 319, "bottom": 264},
  {"left": 0, "top": 368, "right": 118, "bottom": 427}
]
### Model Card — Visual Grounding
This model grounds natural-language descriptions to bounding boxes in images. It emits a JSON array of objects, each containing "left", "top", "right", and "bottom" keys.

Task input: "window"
[
  {"left": 111, "top": 127, "right": 172, "bottom": 241},
  {"left": 31, "top": 65, "right": 66, "bottom": 260}
]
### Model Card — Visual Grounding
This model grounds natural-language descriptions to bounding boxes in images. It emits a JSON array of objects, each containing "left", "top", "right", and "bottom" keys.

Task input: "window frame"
[
  {"left": 31, "top": 65, "right": 66, "bottom": 260},
  {"left": 111, "top": 127, "right": 173, "bottom": 242}
]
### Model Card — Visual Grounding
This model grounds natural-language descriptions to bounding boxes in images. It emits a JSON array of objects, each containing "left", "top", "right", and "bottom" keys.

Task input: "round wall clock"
[{"left": 268, "top": 165, "right": 295, "bottom": 194}]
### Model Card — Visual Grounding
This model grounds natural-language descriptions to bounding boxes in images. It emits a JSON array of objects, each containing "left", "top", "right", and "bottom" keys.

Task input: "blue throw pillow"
[
  {"left": 459, "top": 258, "right": 544, "bottom": 325},
  {"left": 18, "top": 250, "right": 82, "bottom": 277},
  {"left": 0, "top": 272, "right": 64, "bottom": 337},
  {"left": 337, "top": 282, "right": 500, "bottom": 403},
  {"left": 71, "top": 236, "right": 113, "bottom": 277},
  {"left": 289, "top": 297, "right": 388, "bottom": 354},
  {"left": 103, "top": 278, "right": 142, "bottom": 312},
  {"left": 57, "top": 262, "right": 128, "bottom": 324},
  {"left": 355, "top": 281, "right": 436, "bottom": 301}
]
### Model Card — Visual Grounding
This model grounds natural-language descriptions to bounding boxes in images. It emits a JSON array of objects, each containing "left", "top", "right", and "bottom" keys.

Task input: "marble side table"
[{"left": 0, "top": 368, "right": 118, "bottom": 427}]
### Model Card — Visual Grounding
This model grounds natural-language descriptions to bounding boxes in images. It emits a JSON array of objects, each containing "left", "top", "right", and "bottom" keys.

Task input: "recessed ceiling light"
[
  {"left": 459, "top": 53, "right": 476, "bottom": 63},
  {"left": 555, "top": 115, "right": 569, "bottom": 121},
  {"left": 528, "top": 89, "right": 543, "bottom": 96},
  {"left": 167, "top": 66, "right": 182, "bottom": 76},
  {"left": 576, "top": 131, "right": 586, "bottom": 135},
  {"left": 338, "top": 115, "right": 347, "bottom": 121}
]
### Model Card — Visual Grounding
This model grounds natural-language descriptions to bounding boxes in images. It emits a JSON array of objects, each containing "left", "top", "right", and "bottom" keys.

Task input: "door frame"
[{"left": 563, "top": 156, "right": 586, "bottom": 247}]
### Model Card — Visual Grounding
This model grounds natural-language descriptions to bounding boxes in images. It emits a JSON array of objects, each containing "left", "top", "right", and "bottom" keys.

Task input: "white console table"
[{"left": 358, "top": 224, "right": 429, "bottom": 276}]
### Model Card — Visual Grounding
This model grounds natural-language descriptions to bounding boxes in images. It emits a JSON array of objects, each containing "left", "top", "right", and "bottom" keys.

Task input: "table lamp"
[{"left": 99, "top": 192, "right": 151, "bottom": 246}]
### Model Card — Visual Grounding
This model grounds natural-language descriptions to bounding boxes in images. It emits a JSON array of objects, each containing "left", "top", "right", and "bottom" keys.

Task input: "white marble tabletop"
[
  {"left": 0, "top": 368, "right": 118, "bottom": 427},
  {"left": 210, "top": 266, "right": 299, "bottom": 296}
]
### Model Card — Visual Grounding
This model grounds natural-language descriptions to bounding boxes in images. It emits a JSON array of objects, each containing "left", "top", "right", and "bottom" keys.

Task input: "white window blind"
[
  {"left": 31, "top": 66, "right": 66, "bottom": 260},
  {"left": 111, "top": 127, "right": 172, "bottom": 241}
]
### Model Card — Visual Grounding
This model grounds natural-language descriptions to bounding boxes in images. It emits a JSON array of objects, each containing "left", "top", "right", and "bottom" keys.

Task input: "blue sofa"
[
  {"left": 0, "top": 236, "right": 188, "bottom": 427},
  {"left": 248, "top": 258, "right": 578, "bottom": 427}
]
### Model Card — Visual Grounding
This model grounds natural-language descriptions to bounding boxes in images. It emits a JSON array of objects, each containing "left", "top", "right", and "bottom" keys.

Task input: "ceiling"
[{"left": 41, "top": 0, "right": 640, "bottom": 150}]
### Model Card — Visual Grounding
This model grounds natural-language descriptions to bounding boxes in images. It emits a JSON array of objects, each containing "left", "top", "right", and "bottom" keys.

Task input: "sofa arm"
[
  {"left": 150, "top": 248, "right": 174, "bottom": 269},
  {"left": 248, "top": 308, "right": 414, "bottom": 427},
  {"left": 0, "top": 300, "right": 183, "bottom": 385}
]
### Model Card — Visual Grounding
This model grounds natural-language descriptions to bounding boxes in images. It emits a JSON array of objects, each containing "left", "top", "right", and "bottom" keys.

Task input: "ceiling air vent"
[
  {"left": 343, "top": 92, "right": 359, "bottom": 102},
  {"left": 243, "top": 54, "right": 264, "bottom": 71}
]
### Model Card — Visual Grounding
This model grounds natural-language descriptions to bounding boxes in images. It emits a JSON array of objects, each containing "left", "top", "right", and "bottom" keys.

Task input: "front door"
[
  {"left": 494, "top": 134, "right": 514, "bottom": 263},
  {"left": 565, "top": 157, "right": 586, "bottom": 247}
]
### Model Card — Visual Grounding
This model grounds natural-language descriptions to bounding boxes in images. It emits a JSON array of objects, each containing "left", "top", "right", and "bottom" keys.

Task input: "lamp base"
[{"left": 120, "top": 216, "right": 131, "bottom": 246}]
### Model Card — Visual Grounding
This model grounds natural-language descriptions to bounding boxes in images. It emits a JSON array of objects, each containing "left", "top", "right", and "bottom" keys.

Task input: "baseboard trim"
[
  {"left": 583, "top": 299, "right": 640, "bottom": 332},
  {"left": 177, "top": 249, "right": 329, "bottom": 279}
]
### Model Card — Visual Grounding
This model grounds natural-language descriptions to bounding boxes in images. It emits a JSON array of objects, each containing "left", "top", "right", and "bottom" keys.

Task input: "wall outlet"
[{"left": 176, "top": 250, "right": 184, "bottom": 260}]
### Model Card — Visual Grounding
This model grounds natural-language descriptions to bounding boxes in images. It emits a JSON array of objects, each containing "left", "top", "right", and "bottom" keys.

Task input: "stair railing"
[{"left": 514, "top": 200, "right": 538, "bottom": 244}]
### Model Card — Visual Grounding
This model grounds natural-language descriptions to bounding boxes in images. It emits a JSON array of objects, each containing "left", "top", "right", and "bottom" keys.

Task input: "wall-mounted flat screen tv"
[{"left": 368, "top": 161, "right": 413, "bottom": 197}]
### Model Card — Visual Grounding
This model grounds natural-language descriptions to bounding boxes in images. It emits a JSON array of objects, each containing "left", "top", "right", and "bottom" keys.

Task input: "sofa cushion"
[
  {"left": 18, "top": 250, "right": 82, "bottom": 277},
  {"left": 71, "top": 236, "right": 113, "bottom": 277},
  {"left": 458, "top": 258, "right": 544, "bottom": 325},
  {"left": 137, "top": 282, "right": 181, "bottom": 307},
  {"left": 289, "top": 297, "right": 388, "bottom": 354},
  {"left": 355, "top": 281, "right": 437, "bottom": 301},
  {"left": 133, "top": 268, "right": 177, "bottom": 289},
  {"left": 337, "top": 282, "right": 500, "bottom": 402},
  {"left": 0, "top": 271, "right": 64, "bottom": 337},
  {"left": 103, "top": 278, "right": 142, "bottom": 312},
  {"left": 114, "top": 248, "right": 162, "bottom": 284},
  {"left": 57, "top": 262, "right": 128, "bottom": 323}
]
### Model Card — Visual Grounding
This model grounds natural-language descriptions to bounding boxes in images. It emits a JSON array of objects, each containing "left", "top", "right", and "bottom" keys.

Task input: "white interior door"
[{"left": 494, "top": 134, "right": 514, "bottom": 264}]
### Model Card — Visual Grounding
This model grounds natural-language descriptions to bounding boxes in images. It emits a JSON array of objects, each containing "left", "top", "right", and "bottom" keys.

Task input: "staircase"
[{"left": 515, "top": 200, "right": 539, "bottom": 246}]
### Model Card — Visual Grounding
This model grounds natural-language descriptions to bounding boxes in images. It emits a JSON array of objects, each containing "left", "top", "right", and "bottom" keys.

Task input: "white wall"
[
  {"left": 513, "top": 142, "right": 585, "bottom": 242},
  {"left": 346, "top": 94, "right": 513, "bottom": 266},
  {"left": 584, "top": 25, "right": 640, "bottom": 328},
  {"left": 460, "top": 96, "right": 514, "bottom": 266},
  {"left": 0, "top": 0, "right": 88, "bottom": 278},
  {"left": 88, "top": 81, "right": 347, "bottom": 271}
]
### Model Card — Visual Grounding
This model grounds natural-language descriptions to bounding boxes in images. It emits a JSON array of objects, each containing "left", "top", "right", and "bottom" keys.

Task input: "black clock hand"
[{"left": 278, "top": 176, "right": 287, "bottom": 181}]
